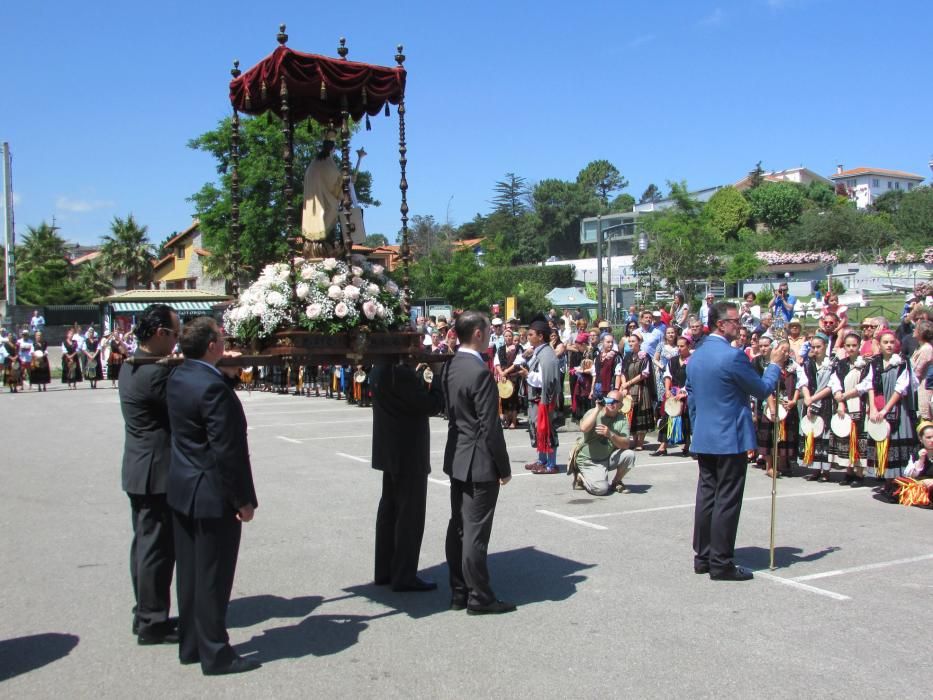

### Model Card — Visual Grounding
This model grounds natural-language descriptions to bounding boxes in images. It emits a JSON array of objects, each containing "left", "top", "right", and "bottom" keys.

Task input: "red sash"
[{"left": 537, "top": 400, "right": 555, "bottom": 454}]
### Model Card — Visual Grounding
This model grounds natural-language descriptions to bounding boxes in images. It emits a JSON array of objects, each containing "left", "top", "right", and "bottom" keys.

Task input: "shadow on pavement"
[
  {"left": 736, "top": 545, "right": 842, "bottom": 571},
  {"left": 342, "top": 583, "right": 450, "bottom": 620},
  {"left": 0, "top": 633, "right": 79, "bottom": 682},
  {"left": 227, "top": 594, "right": 325, "bottom": 629},
  {"left": 238, "top": 610, "right": 399, "bottom": 662}
]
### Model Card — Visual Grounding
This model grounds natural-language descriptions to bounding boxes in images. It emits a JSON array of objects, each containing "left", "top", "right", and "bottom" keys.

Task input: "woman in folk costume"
[
  {"left": 1, "top": 332, "right": 21, "bottom": 393},
  {"left": 83, "top": 330, "right": 103, "bottom": 389},
  {"left": 590, "top": 333, "right": 619, "bottom": 403},
  {"left": 653, "top": 335, "right": 692, "bottom": 456},
  {"left": 16, "top": 330, "right": 34, "bottom": 390},
  {"left": 798, "top": 334, "right": 836, "bottom": 482},
  {"left": 653, "top": 326, "right": 679, "bottom": 411},
  {"left": 857, "top": 329, "right": 916, "bottom": 500},
  {"left": 755, "top": 337, "right": 804, "bottom": 477},
  {"left": 29, "top": 331, "right": 51, "bottom": 392},
  {"left": 829, "top": 332, "right": 870, "bottom": 486},
  {"left": 107, "top": 331, "right": 128, "bottom": 389},
  {"left": 61, "top": 329, "right": 83, "bottom": 389},
  {"left": 493, "top": 329, "right": 522, "bottom": 429},
  {"left": 894, "top": 421, "right": 933, "bottom": 506},
  {"left": 616, "top": 332, "right": 655, "bottom": 451}
]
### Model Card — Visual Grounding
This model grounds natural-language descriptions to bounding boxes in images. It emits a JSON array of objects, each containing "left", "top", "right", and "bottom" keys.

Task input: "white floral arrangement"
[{"left": 224, "top": 255, "right": 406, "bottom": 344}]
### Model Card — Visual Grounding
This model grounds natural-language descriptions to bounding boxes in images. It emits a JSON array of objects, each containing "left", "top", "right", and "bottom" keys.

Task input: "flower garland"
[{"left": 224, "top": 255, "right": 406, "bottom": 344}]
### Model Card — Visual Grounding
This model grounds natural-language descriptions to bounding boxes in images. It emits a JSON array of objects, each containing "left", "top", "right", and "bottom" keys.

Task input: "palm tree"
[
  {"left": 99, "top": 214, "right": 155, "bottom": 289},
  {"left": 17, "top": 221, "right": 69, "bottom": 270}
]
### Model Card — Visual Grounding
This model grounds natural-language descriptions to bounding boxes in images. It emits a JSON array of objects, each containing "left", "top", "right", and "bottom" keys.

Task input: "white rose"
[
  {"left": 344, "top": 285, "right": 361, "bottom": 301},
  {"left": 305, "top": 303, "right": 323, "bottom": 319},
  {"left": 334, "top": 302, "right": 349, "bottom": 318},
  {"left": 296, "top": 282, "right": 310, "bottom": 299},
  {"left": 362, "top": 300, "right": 378, "bottom": 320},
  {"left": 351, "top": 265, "right": 364, "bottom": 277},
  {"left": 351, "top": 276, "right": 365, "bottom": 288},
  {"left": 322, "top": 257, "right": 338, "bottom": 271},
  {"left": 366, "top": 284, "right": 380, "bottom": 295},
  {"left": 300, "top": 266, "right": 315, "bottom": 280},
  {"left": 386, "top": 281, "right": 399, "bottom": 295},
  {"left": 332, "top": 273, "right": 347, "bottom": 286},
  {"left": 266, "top": 290, "right": 286, "bottom": 307},
  {"left": 376, "top": 302, "right": 386, "bottom": 318},
  {"left": 372, "top": 264, "right": 385, "bottom": 276},
  {"left": 327, "top": 285, "right": 344, "bottom": 300}
]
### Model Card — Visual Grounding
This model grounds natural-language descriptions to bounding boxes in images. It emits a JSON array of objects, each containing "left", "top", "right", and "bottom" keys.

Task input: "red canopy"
[{"left": 230, "top": 45, "right": 406, "bottom": 123}]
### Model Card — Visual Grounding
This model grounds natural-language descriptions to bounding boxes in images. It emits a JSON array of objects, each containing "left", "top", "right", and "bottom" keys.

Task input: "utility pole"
[
  {"left": 595, "top": 214, "right": 604, "bottom": 320},
  {"left": 2, "top": 142, "right": 15, "bottom": 307}
]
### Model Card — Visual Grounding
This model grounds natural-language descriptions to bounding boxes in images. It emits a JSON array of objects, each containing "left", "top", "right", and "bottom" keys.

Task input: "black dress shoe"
[
  {"left": 202, "top": 656, "right": 261, "bottom": 676},
  {"left": 694, "top": 564, "right": 710, "bottom": 574},
  {"left": 373, "top": 577, "right": 390, "bottom": 586},
  {"left": 709, "top": 566, "right": 754, "bottom": 581},
  {"left": 392, "top": 577, "right": 438, "bottom": 592},
  {"left": 179, "top": 657, "right": 200, "bottom": 666},
  {"left": 137, "top": 629, "right": 180, "bottom": 645},
  {"left": 466, "top": 599, "right": 517, "bottom": 615},
  {"left": 450, "top": 598, "right": 467, "bottom": 611}
]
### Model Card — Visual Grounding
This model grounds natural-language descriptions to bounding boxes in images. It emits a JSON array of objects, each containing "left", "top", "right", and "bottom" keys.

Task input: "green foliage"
[
  {"left": 639, "top": 183, "right": 663, "bottom": 204},
  {"left": 99, "top": 214, "right": 155, "bottom": 289},
  {"left": 609, "top": 193, "right": 635, "bottom": 213},
  {"left": 576, "top": 160, "right": 628, "bottom": 205},
  {"left": 73, "top": 259, "right": 115, "bottom": 300},
  {"left": 799, "top": 181, "right": 838, "bottom": 210},
  {"left": 747, "top": 161, "right": 765, "bottom": 189},
  {"left": 491, "top": 173, "right": 529, "bottom": 218},
  {"left": 363, "top": 233, "right": 389, "bottom": 248},
  {"left": 724, "top": 250, "right": 762, "bottom": 283},
  {"left": 15, "top": 221, "right": 101, "bottom": 304},
  {"left": 815, "top": 278, "right": 846, "bottom": 295},
  {"left": 532, "top": 177, "right": 602, "bottom": 258},
  {"left": 784, "top": 207, "right": 894, "bottom": 260},
  {"left": 188, "top": 113, "right": 375, "bottom": 280},
  {"left": 872, "top": 189, "right": 905, "bottom": 215},
  {"left": 704, "top": 186, "right": 751, "bottom": 239},
  {"left": 755, "top": 285, "right": 774, "bottom": 307},
  {"left": 747, "top": 181, "right": 805, "bottom": 231},
  {"left": 892, "top": 186, "right": 933, "bottom": 251}
]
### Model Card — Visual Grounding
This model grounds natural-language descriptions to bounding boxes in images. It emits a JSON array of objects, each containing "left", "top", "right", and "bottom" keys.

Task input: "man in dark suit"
[
  {"left": 119, "top": 304, "right": 181, "bottom": 645},
  {"left": 166, "top": 317, "right": 259, "bottom": 675},
  {"left": 370, "top": 360, "right": 444, "bottom": 591},
  {"left": 441, "top": 311, "right": 515, "bottom": 614},
  {"left": 686, "top": 301, "right": 788, "bottom": 581}
]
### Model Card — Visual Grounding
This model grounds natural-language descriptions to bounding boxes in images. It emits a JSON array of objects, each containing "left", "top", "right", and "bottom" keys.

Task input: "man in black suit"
[
  {"left": 166, "top": 317, "right": 259, "bottom": 675},
  {"left": 441, "top": 311, "right": 515, "bottom": 615},
  {"left": 119, "top": 304, "right": 181, "bottom": 645},
  {"left": 370, "top": 360, "right": 444, "bottom": 591}
]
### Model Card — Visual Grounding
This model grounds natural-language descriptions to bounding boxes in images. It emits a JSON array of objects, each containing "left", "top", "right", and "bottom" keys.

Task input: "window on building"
[
  {"left": 186, "top": 278, "right": 197, "bottom": 290},
  {"left": 887, "top": 181, "right": 893, "bottom": 189},
  {"left": 895, "top": 181, "right": 901, "bottom": 190},
  {"left": 166, "top": 280, "right": 184, "bottom": 290},
  {"left": 908, "top": 182, "right": 914, "bottom": 190},
  {"left": 852, "top": 179, "right": 857, "bottom": 186},
  {"left": 872, "top": 178, "right": 880, "bottom": 188},
  {"left": 176, "top": 246, "right": 185, "bottom": 259}
]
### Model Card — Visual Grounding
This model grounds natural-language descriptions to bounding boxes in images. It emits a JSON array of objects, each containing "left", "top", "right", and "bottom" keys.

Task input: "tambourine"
[
  {"left": 497, "top": 379, "right": 514, "bottom": 399},
  {"left": 240, "top": 367, "right": 254, "bottom": 383},
  {"left": 664, "top": 396, "right": 683, "bottom": 416},
  {"left": 764, "top": 404, "right": 788, "bottom": 422},
  {"left": 799, "top": 414, "right": 824, "bottom": 437},
  {"left": 619, "top": 395, "right": 633, "bottom": 414},
  {"left": 423, "top": 368, "right": 434, "bottom": 383},
  {"left": 354, "top": 369, "right": 367, "bottom": 384},
  {"left": 830, "top": 414, "right": 852, "bottom": 438},
  {"left": 865, "top": 418, "right": 890, "bottom": 442},
  {"left": 33, "top": 349, "right": 45, "bottom": 358}
]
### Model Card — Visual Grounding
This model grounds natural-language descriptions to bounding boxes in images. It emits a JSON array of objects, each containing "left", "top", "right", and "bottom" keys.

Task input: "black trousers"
[
  {"left": 375, "top": 470, "right": 428, "bottom": 586},
  {"left": 445, "top": 479, "right": 500, "bottom": 606},
  {"left": 128, "top": 493, "right": 175, "bottom": 635},
  {"left": 693, "top": 453, "right": 748, "bottom": 574},
  {"left": 173, "top": 511, "right": 241, "bottom": 671}
]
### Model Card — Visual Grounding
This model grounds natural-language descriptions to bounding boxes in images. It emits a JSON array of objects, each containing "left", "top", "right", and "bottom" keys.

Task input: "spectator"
[
  {"left": 769, "top": 282, "right": 796, "bottom": 324},
  {"left": 30, "top": 310, "right": 46, "bottom": 334},
  {"left": 699, "top": 292, "right": 715, "bottom": 326}
]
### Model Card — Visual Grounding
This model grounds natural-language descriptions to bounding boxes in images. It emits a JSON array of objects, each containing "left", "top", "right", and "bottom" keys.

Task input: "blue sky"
[{"left": 2, "top": 0, "right": 930, "bottom": 248}]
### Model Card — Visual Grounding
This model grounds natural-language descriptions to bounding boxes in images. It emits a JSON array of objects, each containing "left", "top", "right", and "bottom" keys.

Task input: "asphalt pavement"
[{"left": 1, "top": 385, "right": 931, "bottom": 698}]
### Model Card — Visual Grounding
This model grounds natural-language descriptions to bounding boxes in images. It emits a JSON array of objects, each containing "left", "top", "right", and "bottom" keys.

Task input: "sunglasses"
[{"left": 603, "top": 398, "right": 619, "bottom": 405}]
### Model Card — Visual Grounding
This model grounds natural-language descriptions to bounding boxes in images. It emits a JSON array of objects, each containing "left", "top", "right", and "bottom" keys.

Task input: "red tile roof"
[
  {"left": 161, "top": 220, "right": 200, "bottom": 250},
  {"left": 70, "top": 251, "right": 101, "bottom": 265},
  {"left": 830, "top": 167, "right": 925, "bottom": 180},
  {"left": 194, "top": 248, "right": 211, "bottom": 257}
]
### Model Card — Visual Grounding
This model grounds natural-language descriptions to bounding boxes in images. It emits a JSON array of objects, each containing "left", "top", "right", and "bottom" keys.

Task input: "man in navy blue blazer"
[
  {"left": 167, "top": 317, "right": 259, "bottom": 675},
  {"left": 686, "top": 301, "right": 788, "bottom": 581}
]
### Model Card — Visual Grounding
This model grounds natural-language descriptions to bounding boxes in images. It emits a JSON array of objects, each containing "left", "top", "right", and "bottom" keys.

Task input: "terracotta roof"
[
  {"left": 453, "top": 237, "right": 485, "bottom": 249},
  {"left": 161, "top": 220, "right": 200, "bottom": 250},
  {"left": 830, "top": 167, "right": 925, "bottom": 181},
  {"left": 70, "top": 251, "right": 101, "bottom": 265},
  {"left": 152, "top": 254, "right": 173, "bottom": 270},
  {"left": 374, "top": 245, "right": 401, "bottom": 254},
  {"left": 194, "top": 248, "right": 211, "bottom": 257}
]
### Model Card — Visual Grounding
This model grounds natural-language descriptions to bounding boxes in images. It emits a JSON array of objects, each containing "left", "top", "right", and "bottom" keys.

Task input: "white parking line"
[
  {"left": 751, "top": 569, "right": 851, "bottom": 601},
  {"left": 536, "top": 510, "right": 608, "bottom": 531},
  {"left": 791, "top": 553, "right": 933, "bottom": 582},
  {"left": 276, "top": 436, "right": 302, "bottom": 444},
  {"left": 250, "top": 418, "right": 373, "bottom": 429},
  {"left": 335, "top": 452, "right": 370, "bottom": 464}
]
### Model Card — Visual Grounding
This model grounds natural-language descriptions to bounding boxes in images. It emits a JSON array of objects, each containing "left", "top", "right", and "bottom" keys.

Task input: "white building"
[
  {"left": 733, "top": 166, "right": 832, "bottom": 191},
  {"left": 829, "top": 166, "right": 926, "bottom": 209}
]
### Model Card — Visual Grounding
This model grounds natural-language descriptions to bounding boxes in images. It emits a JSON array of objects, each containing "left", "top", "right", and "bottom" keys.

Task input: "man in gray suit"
[
  {"left": 441, "top": 311, "right": 515, "bottom": 615},
  {"left": 118, "top": 304, "right": 181, "bottom": 644}
]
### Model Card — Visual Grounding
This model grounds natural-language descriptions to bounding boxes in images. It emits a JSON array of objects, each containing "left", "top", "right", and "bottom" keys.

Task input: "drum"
[
  {"left": 354, "top": 369, "right": 367, "bottom": 384},
  {"left": 423, "top": 368, "right": 434, "bottom": 383},
  {"left": 497, "top": 379, "right": 514, "bottom": 399},
  {"left": 240, "top": 367, "right": 254, "bottom": 384},
  {"left": 619, "top": 395, "right": 633, "bottom": 414},
  {"left": 664, "top": 396, "right": 683, "bottom": 417},
  {"left": 31, "top": 350, "right": 45, "bottom": 369},
  {"left": 830, "top": 413, "right": 852, "bottom": 438},
  {"left": 866, "top": 418, "right": 890, "bottom": 442},
  {"left": 764, "top": 404, "right": 788, "bottom": 422},
  {"left": 799, "top": 414, "right": 824, "bottom": 437}
]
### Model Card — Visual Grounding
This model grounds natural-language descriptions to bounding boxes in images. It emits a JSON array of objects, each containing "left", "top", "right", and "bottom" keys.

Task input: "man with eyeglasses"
[
  {"left": 572, "top": 390, "right": 636, "bottom": 495},
  {"left": 686, "top": 301, "right": 788, "bottom": 581},
  {"left": 769, "top": 283, "right": 797, "bottom": 325},
  {"left": 119, "top": 304, "right": 182, "bottom": 645}
]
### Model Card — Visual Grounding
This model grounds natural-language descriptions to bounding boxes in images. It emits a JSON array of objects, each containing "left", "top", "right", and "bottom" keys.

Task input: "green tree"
[
  {"left": 363, "top": 233, "right": 389, "bottom": 248},
  {"left": 748, "top": 181, "right": 805, "bottom": 231},
  {"left": 99, "top": 214, "right": 154, "bottom": 290},
  {"left": 436, "top": 248, "right": 491, "bottom": 309},
  {"left": 704, "top": 186, "right": 751, "bottom": 239},
  {"left": 800, "top": 181, "right": 838, "bottom": 210},
  {"left": 747, "top": 161, "right": 765, "bottom": 189},
  {"left": 724, "top": 250, "right": 763, "bottom": 283},
  {"left": 609, "top": 193, "right": 635, "bottom": 213},
  {"left": 408, "top": 214, "right": 451, "bottom": 260},
  {"left": 892, "top": 186, "right": 933, "bottom": 251},
  {"left": 533, "top": 178, "right": 602, "bottom": 258},
  {"left": 784, "top": 207, "right": 894, "bottom": 260},
  {"left": 15, "top": 221, "right": 88, "bottom": 305},
  {"left": 872, "top": 189, "right": 905, "bottom": 215},
  {"left": 639, "top": 183, "right": 663, "bottom": 204},
  {"left": 188, "top": 113, "right": 376, "bottom": 281},
  {"left": 491, "top": 173, "right": 529, "bottom": 218},
  {"left": 576, "top": 160, "right": 628, "bottom": 206},
  {"left": 73, "top": 258, "right": 115, "bottom": 300}
]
